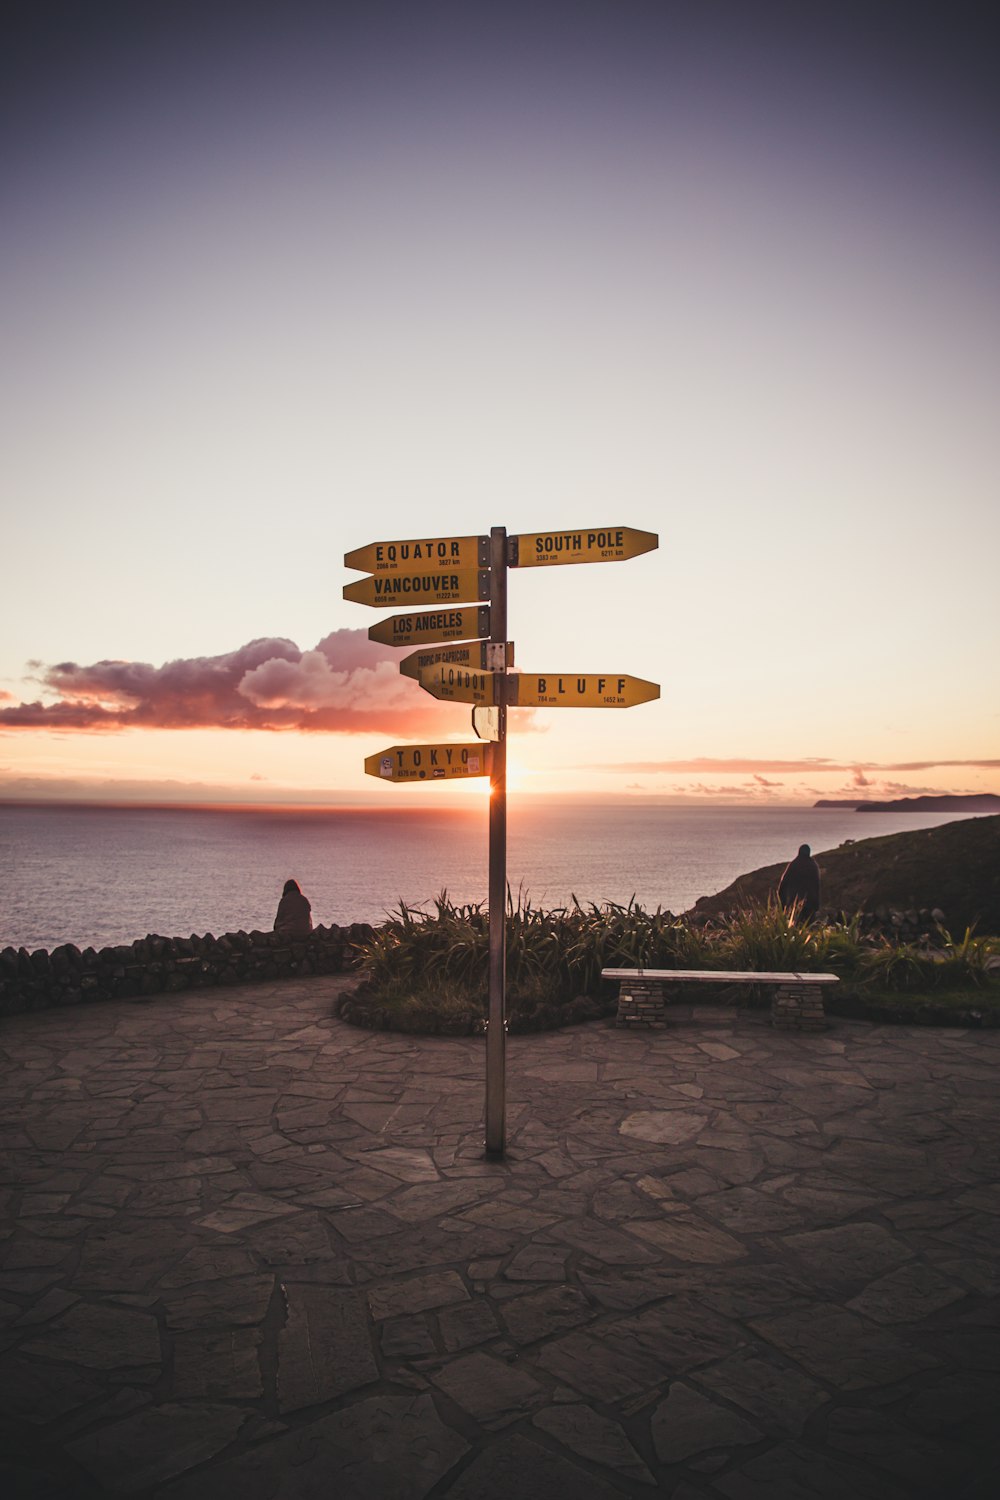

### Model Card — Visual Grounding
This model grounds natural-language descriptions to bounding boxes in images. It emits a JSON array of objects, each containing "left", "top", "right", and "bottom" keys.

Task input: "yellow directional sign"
[
  {"left": 344, "top": 569, "right": 490, "bottom": 609},
  {"left": 345, "top": 535, "right": 488, "bottom": 574},
  {"left": 419, "top": 665, "right": 496, "bottom": 706},
  {"left": 473, "top": 705, "right": 500, "bottom": 742},
  {"left": 365, "top": 743, "right": 491, "bottom": 783},
  {"left": 510, "top": 526, "right": 657, "bottom": 568},
  {"left": 400, "top": 641, "right": 514, "bottom": 681},
  {"left": 367, "top": 605, "right": 491, "bottom": 649},
  {"left": 509, "top": 673, "right": 659, "bottom": 708}
]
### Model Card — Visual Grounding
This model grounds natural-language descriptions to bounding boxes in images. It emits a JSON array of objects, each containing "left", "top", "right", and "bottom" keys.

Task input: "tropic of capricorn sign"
[{"left": 344, "top": 526, "right": 659, "bottom": 1158}]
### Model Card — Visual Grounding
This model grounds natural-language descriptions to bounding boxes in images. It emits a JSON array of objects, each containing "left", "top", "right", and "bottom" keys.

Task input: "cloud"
[
  {"left": 587, "top": 757, "right": 1000, "bottom": 775},
  {"left": 0, "top": 629, "right": 466, "bottom": 736},
  {"left": 818, "top": 777, "right": 979, "bottom": 800},
  {"left": 752, "top": 773, "right": 781, "bottom": 787},
  {"left": 240, "top": 650, "right": 416, "bottom": 714},
  {"left": 0, "top": 771, "right": 382, "bottom": 806},
  {"left": 852, "top": 767, "right": 871, "bottom": 787},
  {"left": 879, "top": 761, "right": 1000, "bottom": 772},
  {"left": 676, "top": 781, "right": 752, "bottom": 799}
]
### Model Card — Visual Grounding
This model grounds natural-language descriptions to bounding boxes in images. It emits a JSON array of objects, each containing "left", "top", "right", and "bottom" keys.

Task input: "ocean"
[{"left": 0, "top": 802, "right": 977, "bottom": 954}]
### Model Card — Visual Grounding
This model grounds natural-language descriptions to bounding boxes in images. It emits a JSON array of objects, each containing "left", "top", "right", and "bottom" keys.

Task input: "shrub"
[
  {"left": 347, "top": 892, "right": 996, "bottom": 1029},
  {"left": 351, "top": 890, "right": 859, "bottom": 1024},
  {"left": 715, "top": 898, "right": 841, "bottom": 973},
  {"left": 857, "top": 942, "right": 938, "bottom": 991},
  {"left": 858, "top": 926, "right": 998, "bottom": 991}
]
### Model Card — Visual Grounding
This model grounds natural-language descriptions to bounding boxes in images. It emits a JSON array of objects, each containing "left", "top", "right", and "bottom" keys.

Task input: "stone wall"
[
  {"left": 0, "top": 924, "right": 375, "bottom": 1016},
  {"left": 851, "top": 906, "right": 949, "bottom": 944}
]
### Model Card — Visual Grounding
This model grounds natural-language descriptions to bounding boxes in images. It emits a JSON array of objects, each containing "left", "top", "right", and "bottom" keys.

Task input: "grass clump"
[
  {"left": 856, "top": 927, "right": 997, "bottom": 991},
  {"left": 715, "top": 899, "right": 844, "bottom": 973},
  {"left": 343, "top": 892, "right": 999, "bottom": 1033},
  {"left": 353, "top": 889, "right": 719, "bottom": 1030}
]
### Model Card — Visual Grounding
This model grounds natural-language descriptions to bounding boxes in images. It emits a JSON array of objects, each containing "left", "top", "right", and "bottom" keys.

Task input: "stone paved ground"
[{"left": 1, "top": 977, "right": 999, "bottom": 1499}]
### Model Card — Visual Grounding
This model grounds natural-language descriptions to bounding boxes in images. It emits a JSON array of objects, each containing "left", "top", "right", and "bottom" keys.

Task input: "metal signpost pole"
[
  {"left": 485, "top": 526, "right": 508, "bottom": 1159},
  {"left": 344, "top": 522, "right": 659, "bottom": 1160}
]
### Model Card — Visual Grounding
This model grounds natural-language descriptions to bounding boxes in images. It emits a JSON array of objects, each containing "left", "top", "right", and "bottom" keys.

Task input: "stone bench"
[{"left": 601, "top": 968, "right": 840, "bottom": 1032}]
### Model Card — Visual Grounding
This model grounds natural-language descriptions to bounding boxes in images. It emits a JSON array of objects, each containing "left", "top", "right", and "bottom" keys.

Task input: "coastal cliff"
[
  {"left": 688, "top": 815, "right": 1000, "bottom": 934},
  {"left": 814, "top": 794, "right": 1000, "bottom": 813}
]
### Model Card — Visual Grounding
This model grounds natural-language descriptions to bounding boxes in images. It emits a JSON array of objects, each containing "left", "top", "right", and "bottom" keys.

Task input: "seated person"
[{"left": 273, "top": 878, "right": 313, "bottom": 938}]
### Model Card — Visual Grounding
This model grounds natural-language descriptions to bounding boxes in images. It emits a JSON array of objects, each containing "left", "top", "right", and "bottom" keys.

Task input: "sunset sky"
[{"left": 2, "top": 1, "right": 998, "bottom": 807}]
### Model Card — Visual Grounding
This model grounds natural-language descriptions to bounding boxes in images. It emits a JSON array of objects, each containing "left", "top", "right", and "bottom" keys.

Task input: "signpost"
[
  {"left": 399, "top": 641, "right": 513, "bottom": 681},
  {"left": 365, "top": 743, "right": 490, "bottom": 783},
  {"left": 343, "top": 520, "right": 658, "bottom": 1160},
  {"left": 508, "top": 674, "right": 659, "bottom": 709},
  {"left": 509, "top": 526, "right": 657, "bottom": 568},
  {"left": 368, "top": 605, "right": 491, "bottom": 649},
  {"left": 485, "top": 528, "right": 508, "bottom": 1161},
  {"left": 472, "top": 705, "right": 499, "bottom": 742},
  {"left": 343, "top": 569, "right": 490, "bottom": 608},
  {"left": 346, "top": 535, "right": 489, "bottom": 574},
  {"left": 418, "top": 666, "right": 496, "bottom": 706}
]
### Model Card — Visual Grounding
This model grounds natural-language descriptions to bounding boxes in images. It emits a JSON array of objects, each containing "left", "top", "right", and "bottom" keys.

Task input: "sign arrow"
[
  {"left": 418, "top": 665, "right": 496, "bottom": 706},
  {"left": 472, "top": 706, "right": 500, "bottom": 742},
  {"left": 400, "top": 641, "right": 513, "bottom": 681},
  {"left": 509, "top": 673, "right": 659, "bottom": 708},
  {"left": 344, "top": 569, "right": 490, "bottom": 609},
  {"left": 345, "top": 535, "right": 489, "bottom": 574},
  {"left": 367, "top": 605, "right": 491, "bottom": 649},
  {"left": 365, "top": 743, "right": 491, "bottom": 783},
  {"left": 509, "top": 526, "right": 657, "bottom": 568}
]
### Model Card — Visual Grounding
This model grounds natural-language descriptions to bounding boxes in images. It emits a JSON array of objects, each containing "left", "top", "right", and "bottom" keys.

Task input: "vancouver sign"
[{"left": 344, "top": 569, "right": 490, "bottom": 608}]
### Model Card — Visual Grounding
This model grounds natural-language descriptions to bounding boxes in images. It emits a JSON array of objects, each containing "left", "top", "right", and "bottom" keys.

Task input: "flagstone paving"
[{"left": 1, "top": 978, "right": 999, "bottom": 1498}]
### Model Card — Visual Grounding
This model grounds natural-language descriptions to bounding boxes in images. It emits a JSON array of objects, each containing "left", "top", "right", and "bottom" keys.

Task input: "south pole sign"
[
  {"left": 344, "top": 525, "right": 659, "bottom": 1158},
  {"left": 509, "top": 526, "right": 656, "bottom": 568}
]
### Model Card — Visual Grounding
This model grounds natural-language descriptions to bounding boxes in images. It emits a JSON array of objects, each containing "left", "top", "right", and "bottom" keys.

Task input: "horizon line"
[{"left": 0, "top": 794, "right": 873, "bottom": 814}]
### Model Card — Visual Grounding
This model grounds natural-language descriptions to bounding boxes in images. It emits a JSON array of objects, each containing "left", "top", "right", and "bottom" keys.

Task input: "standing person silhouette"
[
  {"left": 274, "top": 879, "right": 313, "bottom": 938},
  {"left": 778, "top": 844, "right": 821, "bottom": 921}
]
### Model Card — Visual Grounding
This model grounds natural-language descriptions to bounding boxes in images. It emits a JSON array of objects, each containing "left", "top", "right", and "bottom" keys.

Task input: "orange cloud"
[
  {"left": 0, "top": 630, "right": 466, "bottom": 737},
  {"left": 592, "top": 757, "right": 1000, "bottom": 775}
]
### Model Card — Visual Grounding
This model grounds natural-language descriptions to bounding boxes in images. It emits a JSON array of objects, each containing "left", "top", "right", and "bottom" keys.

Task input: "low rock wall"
[
  {"left": 0, "top": 924, "right": 375, "bottom": 1016},
  {"left": 852, "top": 906, "right": 950, "bottom": 944}
]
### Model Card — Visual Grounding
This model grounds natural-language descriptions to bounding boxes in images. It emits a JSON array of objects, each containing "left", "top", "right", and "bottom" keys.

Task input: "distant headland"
[{"left": 814, "top": 794, "right": 1000, "bottom": 814}]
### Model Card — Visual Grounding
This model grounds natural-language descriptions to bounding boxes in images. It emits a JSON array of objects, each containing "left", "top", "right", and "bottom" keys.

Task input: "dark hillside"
[
  {"left": 857, "top": 794, "right": 1000, "bottom": 813},
  {"left": 688, "top": 815, "right": 1000, "bottom": 935}
]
